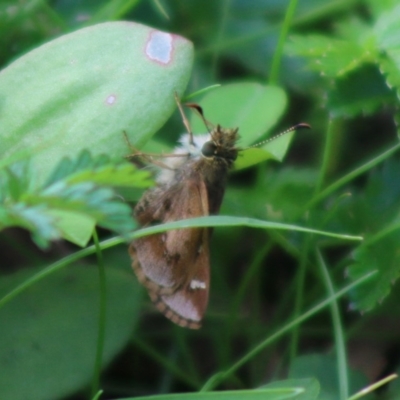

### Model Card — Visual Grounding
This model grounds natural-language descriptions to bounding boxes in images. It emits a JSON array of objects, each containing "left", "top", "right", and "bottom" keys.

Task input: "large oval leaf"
[
  {"left": 0, "top": 22, "right": 193, "bottom": 182},
  {"left": 188, "top": 83, "right": 289, "bottom": 169},
  {"left": 190, "top": 83, "right": 287, "bottom": 146},
  {"left": 0, "top": 264, "right": 143, "bottom": 400}
]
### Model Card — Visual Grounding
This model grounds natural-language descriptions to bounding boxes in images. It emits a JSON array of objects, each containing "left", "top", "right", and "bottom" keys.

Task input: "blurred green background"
[{"left": 2, "top": 1, "right": 400, "bottom": 400}]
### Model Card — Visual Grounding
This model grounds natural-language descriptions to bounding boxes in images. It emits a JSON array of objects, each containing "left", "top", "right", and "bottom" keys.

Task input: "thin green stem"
[
  {"left": 227, "top": 238, "right": 272, "bottom": 331},
  {"left": 211, "top": 0, "right": 231, "bottom": 80},
  {"left": 0, "top": 236, "right": 124, "bottom": 310},
  {"left": 197, "top": 0, "right": 359, "bottom": 58},
  {"left": 363, "top": 220, "right": 400, "bottom": 247},
  {"left": 0, "top": 210, "right": 364, "bottom": 310},
  {"left": 38, "top": 0, "right": 68, "bottom": 31},
  {"left": 89, "top": 0, "right": 141, "bottom": 23},
  {"left": 0, "top": 215, "right": 363, "bottom": 311},
  {"left": 315, "top": 117, "right": 338, "bottom": 195},
  {"left": 185, "top": 85, "right": 221, "bottom": 101},
  {"left": 316, "top": 249, "right": 348, "bottom": 400},
  {"left": 303, "top": 142, "right": 400, "bottom": 212},
  {"left": 174, "top": 328, "right": 202, "bottom": 385},
  {"left": 151, "top": 0, "right": 170, "bottom": 20},
  {"left": 91, "top": 229, "right": 107, "bottom": 399},
  {"left": 293, "top": 0, "right": 360, "bottom": 26},
  {"left": 288, "top": 114, "right": 338, "bottom": 360},
  {"left": 288, "top": 115, "right": 339, "bottom": 359},
  {"left": 132, "top": 337, "right": 200, "bottom": 389},
  {"left": 289, "top": 236, "right": 310, "bottom": 363},
  {"left": 198, "top": 26, "right": 276, "bottom": 56},
  {"left": 200, "top": 270, "right": 376, "bottom": 391},
  {"left": 347, "top": 374, "right": 398, "bottom": 400},
  {"left": 269, "top": 0, "right": 300, "bottom": 84},
  {"left": 133, "top": 216, "right": 363, "bottom": 241},
  {"left": 91, "top": 389, "right": 103, "bottom": 400}
]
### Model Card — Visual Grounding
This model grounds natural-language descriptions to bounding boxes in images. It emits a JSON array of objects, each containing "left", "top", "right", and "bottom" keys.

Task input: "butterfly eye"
[{"left": 201, "top": 141, "right": 217, "bottom": 157}]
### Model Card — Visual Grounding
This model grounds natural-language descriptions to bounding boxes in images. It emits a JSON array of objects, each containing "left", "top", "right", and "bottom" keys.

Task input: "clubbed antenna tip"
[{"left": 247, "top": 122, "right": 311, "bottom": 149}]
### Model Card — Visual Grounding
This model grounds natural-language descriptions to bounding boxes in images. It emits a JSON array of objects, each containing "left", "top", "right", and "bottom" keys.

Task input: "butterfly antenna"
[
  {"left": 184, "top": 102, "right": 215, "bottom": 135},
  {"left": 245, "top": 123, "right": 311, "bottom": 149},
  {"left": 175, "top": 92, "right": 195, "bottom": 146}
]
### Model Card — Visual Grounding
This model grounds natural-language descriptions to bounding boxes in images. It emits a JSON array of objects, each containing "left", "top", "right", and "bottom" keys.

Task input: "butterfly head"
[{"left": 203, "top": 125, "right": 239, "bottom": 165}]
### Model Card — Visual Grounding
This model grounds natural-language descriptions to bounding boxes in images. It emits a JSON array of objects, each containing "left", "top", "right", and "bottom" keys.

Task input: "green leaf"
[
  {"left": 0, "top": 264, "right": 143, "bottom": 400},
  {"left": 235, "top": 147, "right": 277, "bottom": 170},
  {"left": 332, "top": 159, "right": 400, "bottom": 310},
  {"left": 45, "top": 150, "right": 153, "bottom": 188},
  {"left": 33, "top": 181, "right": 134, "bottom": 231},
  {"left": 384, "top": 364, "right": 400, "bottom": 398},
  {"left": 0, "top": 21, "right": 193, "bottom": 185},
  {"left": 225, "top": 167, "right": 317, "bottom": 221},
  {"left": 264, "top": 167, "right": 317, "bottom": 221},
  {"left": 1, "top": 160, "right": 33, "bottom": 201},
  {"left": 289, "top": 354, "right": 370, "bottom": 400},
  {"left": 0, "top": 203, "right": 60, "bottom": 248},
  {"left": 375, "top": 3, "right": 400, "bottom": 108},
  {"left": 118, "top": 387, "right": 308, "bottom": 400},
  {"left": 286, "top": 34, "right": 374, "bottom": 78},
  {"left": 46, "top": 210, "right": 96, "bottom": 247},
  {"left": 132, "top": 215, "right": 363, "bottom": 242},
  {"left": 0, "top": 151, "right": 145, "bottom": 247},
  {"left": 380, "top": 56, "right": 400, "bottom": 100},
  {"left": 334, "top": 159, "right": 400, "bottom": 234},
  {"left": 334, "top": 17, "right": 375, "bottom": 46},
  {"left": 348, "top": 231, "right": 400, "bottom": 311},
  {"left": 366, "top": 0, "right": 400, "bottom": 18},
  {"left": 264, "top": 379, "right": 320, "bottom": 400},
  {"left": 327, "top": 65, "right": 395, "bottom": 117},
  {"left": 374, "top": 3, "right": 400, "bottom": 52},
  {"left": 235, "top": 130, "right": 300, "bottom": 169},
  {"left": 190, "top": 82, "right": 287, "bottom": 147},
  {"left": 44, "top": 150, "right": 109, "bottom": 186},
  {"left": 187, "top": 82, "right": 296, "bottom": 169}
]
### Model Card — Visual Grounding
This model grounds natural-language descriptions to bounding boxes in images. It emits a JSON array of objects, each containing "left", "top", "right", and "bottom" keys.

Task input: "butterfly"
[{"left": 129, "top": 95, "right": 238, "bottom": 329}]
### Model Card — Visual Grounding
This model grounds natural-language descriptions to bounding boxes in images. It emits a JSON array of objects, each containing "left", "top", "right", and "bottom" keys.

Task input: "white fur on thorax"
[{"left": 157, "top": 133, "right": 210, "bottom": 185}]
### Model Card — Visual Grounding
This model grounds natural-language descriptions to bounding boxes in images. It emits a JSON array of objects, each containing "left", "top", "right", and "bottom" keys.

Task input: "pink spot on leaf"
[
  {"left": 145, "top": 31, "right": 173, "bottom": 65},
  {"left": 106, "top": 94, "right": 117, "bottom": 105}
]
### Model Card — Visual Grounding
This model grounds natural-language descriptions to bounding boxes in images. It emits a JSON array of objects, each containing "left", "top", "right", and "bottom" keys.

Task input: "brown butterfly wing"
[
  {"left": 149, "top": 228, "right": 209, "bottom": 329},
  {"left": 129, "top": 175, "right": 210, "bottom": 328}
]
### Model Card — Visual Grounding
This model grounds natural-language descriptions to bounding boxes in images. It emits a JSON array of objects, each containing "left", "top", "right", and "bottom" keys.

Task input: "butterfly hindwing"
[{"left": 130, "top": 176, "right": 210, "bottom": 328}]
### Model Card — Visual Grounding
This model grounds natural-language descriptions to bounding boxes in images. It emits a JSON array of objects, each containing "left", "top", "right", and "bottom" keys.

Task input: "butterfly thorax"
[
  {"left": 153, "top": 126, "right": 239, "bottom": 214},
  {"left": 135, "top": 126, "right": 239, "bottom": 223}
]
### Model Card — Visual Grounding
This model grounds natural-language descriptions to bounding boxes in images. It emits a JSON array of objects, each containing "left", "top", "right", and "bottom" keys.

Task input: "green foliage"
[
  {"left": 0, "top": 21, "right": 193, "bottom": 184},
  {"left": 189, "top": 83, "right": 298, "bottom": 169},
  {"left": 289, "top": 355, "right": 371, "bottom": 400},
  {"left": 2, "top": 1, "right": 400, "bottom": 400},
  {"left": 0, "top": 150, "right": 152, "bottom": 247},
  {"left": 286, "top": 5, "right": 400, "bottom": 118},
  {"left": 0, "top": 264, "right": 142, "bottom": 400},
  {"left": 331, "top": 159, "right": 400, "bottom": 310},
  {"left": 115, "top": 381, "right": 317, "bottom": 400}
]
